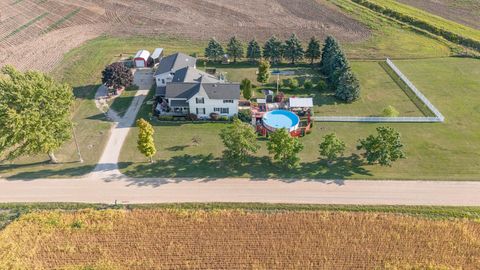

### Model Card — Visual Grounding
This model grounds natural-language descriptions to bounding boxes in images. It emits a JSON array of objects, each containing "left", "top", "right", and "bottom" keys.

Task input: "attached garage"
[{"left": 134, "top": 50, "right": 150, "bottom": 68}]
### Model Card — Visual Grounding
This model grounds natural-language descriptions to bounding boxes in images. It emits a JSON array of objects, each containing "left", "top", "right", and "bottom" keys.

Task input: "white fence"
[{"left": 314, "top": 59, "right": 445, "bottom": 123}]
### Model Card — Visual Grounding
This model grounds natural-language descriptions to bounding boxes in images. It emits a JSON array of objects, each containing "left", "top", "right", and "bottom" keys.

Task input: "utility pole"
[{"left": 71, "top": 123, "right": 84, "bottom": 163}]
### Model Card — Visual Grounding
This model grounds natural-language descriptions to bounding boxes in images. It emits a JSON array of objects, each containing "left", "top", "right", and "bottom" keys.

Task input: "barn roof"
[{"left": 134, "top": 50, "right": 150, "bottom": 60}]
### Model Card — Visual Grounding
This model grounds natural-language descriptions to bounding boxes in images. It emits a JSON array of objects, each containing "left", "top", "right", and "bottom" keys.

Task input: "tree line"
[{"left": 205, "top": 34, "right": 322, "bottom": 65}]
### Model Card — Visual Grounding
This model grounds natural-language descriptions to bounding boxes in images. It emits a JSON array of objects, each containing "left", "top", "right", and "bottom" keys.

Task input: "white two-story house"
[{"left": 154, "top": 53, "right": 240, "bottom": 117}]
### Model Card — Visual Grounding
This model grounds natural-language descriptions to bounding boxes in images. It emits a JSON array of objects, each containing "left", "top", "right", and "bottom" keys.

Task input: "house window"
[
  {"left": 223, "top": 99, "right": 234, "bottom": 103},
  {"left": 196, "top": 97, "right": 205, "bottom": 104},
  {"left": 214, "top": 108, "right": 229, "bottom": 114},
  {"left": 161, "top": 79, "right": 165, "bottom": 84},
  {"left": 196, "top": 108, "right": 206, "bottom": 114}
]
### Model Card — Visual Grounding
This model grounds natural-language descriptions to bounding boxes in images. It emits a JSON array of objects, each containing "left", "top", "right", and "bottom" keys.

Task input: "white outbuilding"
[
  {"left": 289, "top": 97, "right": 314, "bottom": 108},
  {"left": 151, "top": 48, "right": 164, "bottom": 65},
  {"left": 134, "top": 50, "right": 150, "bottom": 68}
]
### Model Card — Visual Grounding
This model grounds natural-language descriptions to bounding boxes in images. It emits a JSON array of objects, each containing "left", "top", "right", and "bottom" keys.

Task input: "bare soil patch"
[
  {"left": 1, "top": 209, "right": 479, "bottom": 269},
  {"left": 396, "top": 0, "right": 480, "bottom": 29},
  {"left": 0, "top": 0, "right": 370, "bottom": 72}
]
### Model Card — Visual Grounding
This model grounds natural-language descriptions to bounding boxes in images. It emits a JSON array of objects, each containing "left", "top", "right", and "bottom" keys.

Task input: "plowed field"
[{"left": 0, "top": 0, "right": 370, "bottom": 72}]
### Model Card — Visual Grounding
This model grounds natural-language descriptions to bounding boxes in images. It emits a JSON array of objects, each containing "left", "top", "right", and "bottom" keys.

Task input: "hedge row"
[{"left": 352, "top": 0, "right": 480, "bottom": 51}]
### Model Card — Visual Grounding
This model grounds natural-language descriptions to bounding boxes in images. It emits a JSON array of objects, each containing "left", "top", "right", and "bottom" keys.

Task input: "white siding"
[
  {"left": 188, "top": 92, "right": 238, "bottom": 118},
  {"left": 154, "top": 72, "right": 174, "bottom": 87}
]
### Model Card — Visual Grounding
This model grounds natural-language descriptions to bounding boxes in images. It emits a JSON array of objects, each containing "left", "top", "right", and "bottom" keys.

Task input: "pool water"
[{"left": 262, "top": 110, "right": 300, "bottom": 132}]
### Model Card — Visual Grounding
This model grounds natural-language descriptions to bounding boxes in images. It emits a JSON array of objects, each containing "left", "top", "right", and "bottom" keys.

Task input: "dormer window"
[
  {"left": 223, "top": 100, "right": 233, "bottom": 103},
  {"left": 196, "top": 97, "right": 204, "bottom": 104}
]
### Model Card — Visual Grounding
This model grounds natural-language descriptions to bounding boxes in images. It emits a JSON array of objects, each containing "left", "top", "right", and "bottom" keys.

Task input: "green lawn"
[
  {"left": 0, "top": 36, "right": 206, "bottom": 179},
  {"left": 210, "top": 60, "right": 425, "bottom": 117},
  {"left": 120, "top": 58, "right": 480, "bottom": 180}
]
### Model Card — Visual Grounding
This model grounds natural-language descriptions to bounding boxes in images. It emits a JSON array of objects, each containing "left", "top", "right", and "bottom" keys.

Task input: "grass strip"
[
  {"left": 379, "top": 61, "right": 435, "bottom": 117},
  {"left": 43, "top": 8, "right": 80, "bottom": 33},
  {"left": 2, "top": 202, "right": 480, "bottom": 230},
  {"left": 1, "top": 12, "right": 48, "bottom": 40},
  {"left": 350, "top": 0, "right": 480, "bottom": 51}
]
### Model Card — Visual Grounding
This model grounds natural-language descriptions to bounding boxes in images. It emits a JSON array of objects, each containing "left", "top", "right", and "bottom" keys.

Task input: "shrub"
[
  {"left": 186, "top": 113, "right": 198, "bottom": 121},
  {"left": 241, "top": 78, "right": 253, "bottom": 100},
  {"left": 238, "top": 109, "right": 252, "bottom": 123},
  {"left": 304, "top": 80, "right": 313, "bottom": 89},
  {"left": 219, "top": 116, "right": 229, "bottom": 121},
  {"left": 275, "top": 92, "right": 285, "bottom": 103},
  {"left": 285, "top": 78, "right": 299, "bottom": 90},
  {"left": 210, "top": 112, "right": 220, "bottom": 121},
  {"left": 382, "top": 105, "right": 400, "bottom": 117},
  {"left": 316, "top": 80, "right": 328, "bottom": 91},
  {"left": 158, "top": 115, "right": 173, "bottom": 121}
]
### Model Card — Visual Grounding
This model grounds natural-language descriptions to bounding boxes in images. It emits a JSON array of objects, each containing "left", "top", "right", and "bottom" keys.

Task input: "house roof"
[
  {"left": 156, "top": 86, "right": 166, "bottom": 96},
  {"left": 172, "top": 66, "right": 220, "bottom": 83},
  {"left": 289, "top": 97, "right": 314, "bottom": 107},
  {"left": 134, "top": 50, "right": 150, "bottom": 60},
  {"left": 170, "top": 99, "right": 189, "bottom": 107},
  {"left": 154, "top": 52, "right": 196, "bottom": 76},
  {"left": 164, "top": 80, "right": 240, "bottom": 100},
  {"left": 151, "top": 48, "right": 164, "bottom": 59}
]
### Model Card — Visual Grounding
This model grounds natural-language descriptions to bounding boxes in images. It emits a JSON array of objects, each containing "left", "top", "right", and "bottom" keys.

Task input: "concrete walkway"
[{"left": 91, "top": 68, "right": 153, "bottom": 179}]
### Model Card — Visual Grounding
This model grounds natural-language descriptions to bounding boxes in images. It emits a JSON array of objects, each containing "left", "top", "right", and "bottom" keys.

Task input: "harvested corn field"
[
  {"left": 1, "top": 209, "right": 479, "bottom": 269},
  {"left": 0, "top": 0, "right": 370, "bottom": 72}
]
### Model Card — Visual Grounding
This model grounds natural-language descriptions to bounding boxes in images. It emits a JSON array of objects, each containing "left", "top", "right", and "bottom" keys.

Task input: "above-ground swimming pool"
[{"left": 262, "top": 110, "right": 300, "bottom": 132}]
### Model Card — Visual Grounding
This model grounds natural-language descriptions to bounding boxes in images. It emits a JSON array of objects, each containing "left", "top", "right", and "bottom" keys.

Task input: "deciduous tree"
[
  {"left": 357, "top": 126, "right": 406, "bottom": 166},
  {"left": 102, "top": 62, "right": 133, "bottom": 94},
  {"left": 0, "top": 65, "right": 74, "bottom": 163},
  {"left": 246, "top": 39, "right": 262, "bottom": 62},
  {"left": 283, "top": 34, "right": 304, "bottom": 65},
  {"left": 267, "top": 128, "right": 304, "bottom": 168},
  {"left": 226, "top": 36, "right": 244, "bottom": 63},
  {"left": 305, "top": 37, "right": 321, "bottom": 64},
  {"left": 382, "top": 105, "right": 400, "bottom": 117},
  {"left": 205, "top": 38, "right": 224, "bottom": 62},
  {"left": 136, "top": 118, "right": 156, "bottom": 163},
  {"left": 220, "top": 118, "right": 259, "bottom": 163},
  {"left": 257, "top": 59, "right": 271, "bottom": 84},
  {"left": 319, "top": 133, "right": 346, "bottom": 164}
]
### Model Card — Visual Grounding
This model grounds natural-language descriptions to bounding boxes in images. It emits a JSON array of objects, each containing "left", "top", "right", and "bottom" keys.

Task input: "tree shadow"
[
  {"left": 3, "top": 164, "right": 95, "bottom": 180},
  {"left": 118, "top": 153, "right": 371, "bottom": 187},
  {"left": 166, "top": 145, "right": 190, "bottom": 151},
  {"left": 73, "top": 84, "right": 100, "bottom": 100}
]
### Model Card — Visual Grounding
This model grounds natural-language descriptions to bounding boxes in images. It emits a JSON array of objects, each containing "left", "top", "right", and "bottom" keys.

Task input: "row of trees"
[
  {"left": 219, "top": 119, "right": 406, "bottom": 168},
  {"left": 205, "top": 34, "right": 322, "bottom": 65},
  {"left": 319, "top": 36, "right": 360, "bottom": 103}
]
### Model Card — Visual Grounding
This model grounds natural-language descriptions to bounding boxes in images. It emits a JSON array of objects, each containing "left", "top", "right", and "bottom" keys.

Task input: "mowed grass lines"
[
  {"left": 0, "top": 209, "right": 479, "bottom": 269},
  {"left": 1, "top": 12, "right": 48, "bottom": 40}
]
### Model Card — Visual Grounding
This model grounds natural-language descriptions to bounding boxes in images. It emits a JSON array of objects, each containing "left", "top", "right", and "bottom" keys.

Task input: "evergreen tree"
[
  {"left": 240, "top": 78, "right": 253, "bottom": 100},
  {"left": 357, "top": 126, "right": 406, "bottom": 166},
  {"left": 267, "top": 128, "right": 304, "bottom": 168},
  {"left": 330, "top": 49, "right": 349, "bottom": 85},
  {"left": 283, "top": 34, "right": 304, "bottom": 65},
  {"left": 257, "top": 59, "right": 271, "bottom": 84},
  {"left": 263, "top": 36, "right": 283, "bottom": 64},
  {"left": 246, "top": 39, "right": 262, "bottom": 62},
  {"left": 305, "top": 37, "right": 321, "bottom": 64},
  {"left": 335, "top": 68, "right": 360, "bottom": 103},
  {"left": 319, "top": 36, "right": 337, "bottom": 76},
  {"left": 205, "top": 38, "right": 224, "bottom": 62},
  {"left": 136, "top": 118, "right": 156, "bottom": 163},
  {"left": 0, "top": 66, "right": 74, "bottom": 163},
  {"left": 226, "top": 36, "right": 244, "bottom": 63},
  {"left": 220, "top": 118, "right": 260, "bottom": 163}
]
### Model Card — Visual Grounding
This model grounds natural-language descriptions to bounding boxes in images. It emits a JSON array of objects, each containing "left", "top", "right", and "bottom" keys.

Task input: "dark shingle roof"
[
  {"left": 165, "top": 83, "right": 200, "bottom": 99},
  {"left": 172, "top": 66, "right": 220, "bottom": 83},
  {"left": 156, "top": 86, "right": 166, "bottom": 96},
  {"left": 170, "top": 99, "right": 189, "bottom": 107},
  {"left": 154, "top": 53, "right": 196, "bottom": 76},
  {"left": 201, "top": 83, "right": 240, "bottom": 100}
]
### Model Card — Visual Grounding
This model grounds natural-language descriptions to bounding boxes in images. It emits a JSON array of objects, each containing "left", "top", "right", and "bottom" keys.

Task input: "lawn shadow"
[
  {"left": 119, "top": 153, "right": 371, "bottom": 187},
  {"left": 3, "top": 164, "right": 95, "bottom": 180},
  {"left": 73, "top": 84, "right": 100, "bottom": 100}
]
